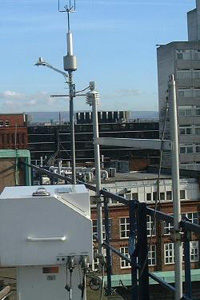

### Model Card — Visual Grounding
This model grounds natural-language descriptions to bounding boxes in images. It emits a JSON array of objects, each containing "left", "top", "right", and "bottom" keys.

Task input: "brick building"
[
  {"left": 90, "top": 170, "right": 200, "bottom": 276},
  {"left": 0, "top": 113, "right": 28, "bottom": 149}
]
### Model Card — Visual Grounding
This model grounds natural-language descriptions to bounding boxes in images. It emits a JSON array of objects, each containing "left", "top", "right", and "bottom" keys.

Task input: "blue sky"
[{"left": 0, "top": 0, "right": 195, "bottom": 112}]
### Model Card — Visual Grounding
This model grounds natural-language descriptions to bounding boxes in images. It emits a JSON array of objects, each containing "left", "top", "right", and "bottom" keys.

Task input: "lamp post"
[{"left": 35, "top": 57, "right": 76, "bottom": 184}]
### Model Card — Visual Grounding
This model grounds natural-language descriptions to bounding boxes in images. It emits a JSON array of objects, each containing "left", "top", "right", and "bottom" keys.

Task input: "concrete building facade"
[{"left": 157, "top": 1, "right": 200, "bottom": 170}]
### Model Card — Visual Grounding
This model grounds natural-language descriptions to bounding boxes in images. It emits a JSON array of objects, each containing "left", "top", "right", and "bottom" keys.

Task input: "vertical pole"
[
  {"left": 104, "top": 197, "right": 112, "bottom": 296},
  {"left": 137, "top": 203, "right": 149, "bottom": 300},
  {"left": 92, "top": 95, "right": 103, "bottom": 255},
  {"left": 183, "top": 229, "right": 192, "bottom": 298},
  {"left": 129, "top": 201, "right": 138, "bottom": 299},
  {"left": 68, "top": 71, "right": 76, "bottom": 184},
  {"left": 168, "top": 74, "right": 182, "bottom": 300}
]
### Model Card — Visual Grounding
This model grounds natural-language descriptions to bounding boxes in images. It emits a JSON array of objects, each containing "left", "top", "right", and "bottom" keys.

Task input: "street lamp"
[
  {"left": 35, "top": 56, "right": 76, "bottom": 184},
  {"left": 35, "top": 57, "right": 68, "bottom": 81}
]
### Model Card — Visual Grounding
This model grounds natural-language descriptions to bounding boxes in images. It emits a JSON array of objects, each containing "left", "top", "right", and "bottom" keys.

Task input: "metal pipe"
[
  {"left": 168, "top": 74, "right": 182, "bottom": 300},
  {"left": 68, "top": 71, "right": 76, "bottom": 184},
  {"left": 92, "top": 94, "right": 103, "bottom": 254},
  {"left": 104, "top": 197, "right": 112, "bottom": 296}
]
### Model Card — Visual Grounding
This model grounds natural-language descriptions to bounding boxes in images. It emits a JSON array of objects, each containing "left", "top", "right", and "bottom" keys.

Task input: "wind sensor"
[{"left": 58, "top": 0, "right": 76, "bottom": 13}]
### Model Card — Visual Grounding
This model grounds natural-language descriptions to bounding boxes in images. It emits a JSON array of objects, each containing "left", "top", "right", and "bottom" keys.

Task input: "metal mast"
[
  {"left": 168, "top": 74, "right": 183, "bottom": 300},
  {"left": 59, "top": 0, "right": 77, "bottom": 184}
]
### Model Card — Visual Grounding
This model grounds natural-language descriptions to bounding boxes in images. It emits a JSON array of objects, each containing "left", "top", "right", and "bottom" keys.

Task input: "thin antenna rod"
[
  {"left": 67, "top": 10, "right": 70, "bottom": 32},
  {"left": 58, "top": 0, "right": 76, "bottom": 13}
]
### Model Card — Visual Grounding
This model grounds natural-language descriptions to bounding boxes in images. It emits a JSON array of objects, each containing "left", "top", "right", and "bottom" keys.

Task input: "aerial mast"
[{"left": 58, "top": 0, "right": 77, "bottom": 184}]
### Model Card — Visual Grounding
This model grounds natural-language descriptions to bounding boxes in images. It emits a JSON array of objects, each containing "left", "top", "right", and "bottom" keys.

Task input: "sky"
[{"left": 0, "top": 0, "right": 196, "bottom": 113}]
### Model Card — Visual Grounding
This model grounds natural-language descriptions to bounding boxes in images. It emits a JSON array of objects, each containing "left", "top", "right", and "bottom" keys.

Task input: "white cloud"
[
  {"left": 0, "top": 90, "right": 24, "bottom": 99},
  {"left": 0, "top": 90, "right": 59, "bottom": 112},
  {"left": 102, "top": 88, "right": 143, "bottom": 99}
]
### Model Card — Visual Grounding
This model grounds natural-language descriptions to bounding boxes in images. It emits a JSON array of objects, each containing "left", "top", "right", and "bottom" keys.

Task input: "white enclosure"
[{"left": 0, "top": 185, "right": 93, "bottom": 300}]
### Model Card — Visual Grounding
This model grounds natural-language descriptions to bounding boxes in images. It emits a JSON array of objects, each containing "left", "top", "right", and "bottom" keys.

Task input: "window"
[
  {"left": 195, "top": 106, "right": 200, "bottom": 116},
  {"left": 5, "top": 120, "right": 9, "bottom": 127},
  {"left": 164, "top": 243, "right": 174, "bottom": 264},
  {"left": 190, "top": 241, "right": 199, "bottom": 262},
  {"left": 193, "top": 50, "right": 200, "bottom": 60},
  {"left": 178, "top": 89, "right": 192, "bottom": 98},
  {"left": 132, "top": 193, "right": 138, "bottom": 201},
  {"left": 195, "top": 126, "right": 200, "bottom": 135},
  {"left": 179, "top": 126, "right": 192, "bottom": 135},
  {"left": 125, "top": 193, "right": 131, "bottom": 200},
  {"left": 177, "top": 53, "right": 183, "bottom": 60},
  {"left": 153, "top": 192, "right": 158, "bottom": 201},
  {"left": 177, "top": 70, "right": 191, "bottom": 79},
  {"left": 166, "top": 191, "right": 172, "bottom": 201},
  {"left": 164, "top": 220, "right": 174, "bottom": 235},
  {"left": 176, "top": 50, "right": 190, "bottom": 60},
  {"left": 92, "top": 219, "right": 112, "bottom": 241},
  {"left": 120, "top": 247, "right": 130, "bottom": 269},
  {"left": 178, "top": 106, "right": 192, "bottom": 117},
  {"left": 160, "top": 192, "right": 165, "bottom": 201},
  {"left": 119, "top": 217, "right": 130, "bottom": 239},
  {"left": 180, "top": 144, "right": 193, "bottom": 154},
  {"left": 0, "top": 120, "right": 3, "bottom": 127},
  {"left": 194, "top": 89, "right": 200, "bottom": 97},
  {"left": 148, "top": 245, "right": 156, "bottom": 266},
  {"left": 180, "top": 190, "right": 185, "bottom": 200},
  {"left": 147, "top": 215, "right": 155, "bottom": 237},
  {"left": 193, "top": 70, "right": 200, "bottom": 79},
  {"left": 146, "top": 193, "right": 152, "bottom": 202},
  {"left": 182, "top": 212, "right": 199, "bottom": 225},
  {"left": 196, "top": 144, "right": 200, "bottom": 153}
]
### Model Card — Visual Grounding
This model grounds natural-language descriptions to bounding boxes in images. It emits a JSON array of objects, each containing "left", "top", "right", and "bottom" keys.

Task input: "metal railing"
[{"left": 20, "top": 160, "right": 200, "bottom": 300}]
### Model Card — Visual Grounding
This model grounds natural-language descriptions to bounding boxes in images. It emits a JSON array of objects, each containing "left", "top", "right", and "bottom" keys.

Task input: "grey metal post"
[
  {"left": 168, "top": 74, "right": 182, "bottom": 300},
  {"left": 104, "top": 196, "right": 112, "bottom": 296},
  {"left": 68, "top": 71, "right": 76, "bottom": 184},
  {"left": 91, "top": 92, "right": 103, "bottom": 255}
]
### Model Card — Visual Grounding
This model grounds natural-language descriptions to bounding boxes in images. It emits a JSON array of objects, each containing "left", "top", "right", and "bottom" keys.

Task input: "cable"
[{"left": 138, "top": 99, "right": 169, "bottom": 280}]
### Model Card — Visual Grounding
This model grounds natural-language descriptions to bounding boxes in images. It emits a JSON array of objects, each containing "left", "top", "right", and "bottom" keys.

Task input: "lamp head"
[{"left": 35, "top": 57, "right": 46, "bottom": 66}]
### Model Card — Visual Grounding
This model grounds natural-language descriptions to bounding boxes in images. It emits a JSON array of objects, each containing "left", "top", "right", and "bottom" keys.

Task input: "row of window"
[
  {"left": 181, "top": 162, "right": 200, "bottom": 171},
  {"left": 177, "top": 69, "right": 200, "bottom": 80},
  {"left": 178, "top": 88, "right": 200, "bottom": 98},
  {"left": 0, "top": 120, "right": 10, "bottom": 127},
  {"left": 120, "top": 241, "right": 199, "bottom": 269},
  {"left": 108, "top": 189, "right": 187, "bottom": 204},
  {"left": 178, "top": 105, "right": 200, "bottom": 116},
  {"left": 176, "top": 49, "right": 200, "bottom": 61},
  {"left": 146, "top": 190, "right": 185, "bottom": 202},
  {"left": 92, "top": 212, "right": 199, "bottom": 240},
  {"left": 180, "top": 143, "right": 200, "bottom": 154},
  {"left": 179, "top": 125, "right": 200, "bottom": 135},
  {"left": 0, "top": 133, "right": 26, "bottom": 145}
]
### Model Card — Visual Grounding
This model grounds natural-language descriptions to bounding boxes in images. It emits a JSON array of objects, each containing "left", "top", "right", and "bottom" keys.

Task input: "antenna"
[{"left": 58, "top": 0, "right": 76, "bottom": 13}]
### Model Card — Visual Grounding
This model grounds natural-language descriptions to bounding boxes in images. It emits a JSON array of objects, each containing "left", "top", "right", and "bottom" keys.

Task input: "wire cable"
[{"left": 138, "top": 99, "right": 169, "bottom": 281}]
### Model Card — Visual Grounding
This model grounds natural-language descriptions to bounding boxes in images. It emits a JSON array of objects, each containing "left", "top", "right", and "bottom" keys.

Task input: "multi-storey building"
[
  {"left": 0, "top": 113, "right": 28, "bottom": 149},
  {"left": 157, "top": 1, "right": 200, "bottom": 170},
  {"left": 90, "top": 169, "right": 200, "bottom": 298},
  {"left": 28, "top": 111, "right": 159, "bottom": 168}
]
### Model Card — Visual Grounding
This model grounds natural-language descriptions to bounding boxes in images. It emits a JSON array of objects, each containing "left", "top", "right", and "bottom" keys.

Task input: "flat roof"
[{"left": 105, "top": 269, "right": 200, "bottom": 287}]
